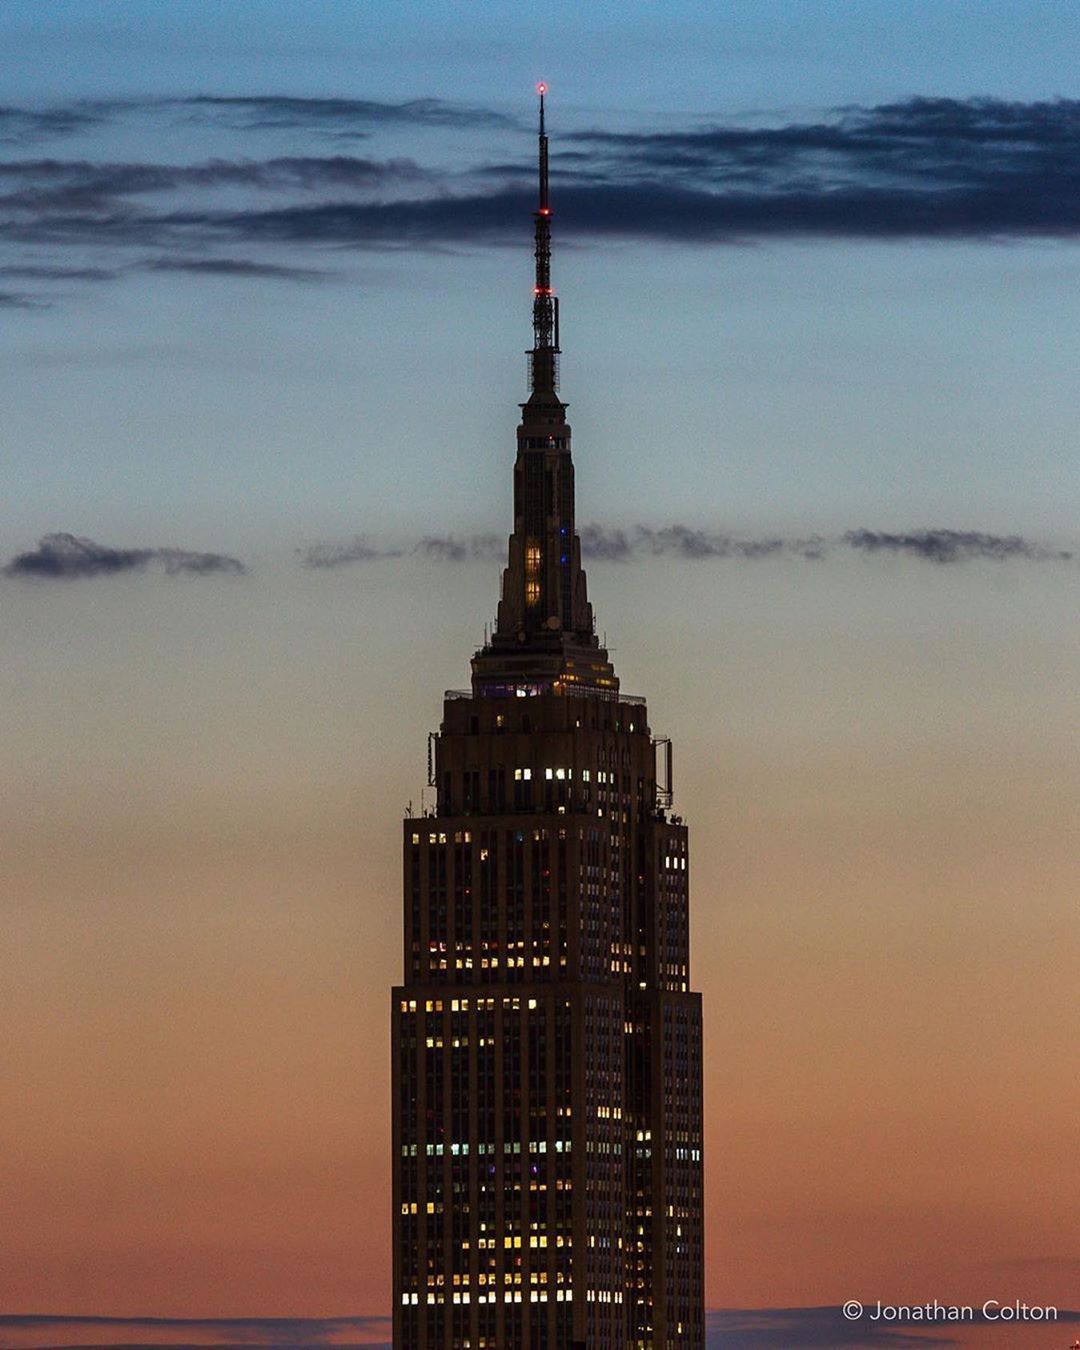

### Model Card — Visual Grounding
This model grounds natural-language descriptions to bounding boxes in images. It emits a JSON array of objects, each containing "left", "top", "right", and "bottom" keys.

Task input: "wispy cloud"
[
  {"left": 3, "top": 95, "right": 1080, "bottom": 287},
  {"left": 176, "top": 93, "right": 516, "bottom": 133},
  {"left": 0, "top": 1313, "right": 390, "bottom": 1350},
  {"left": 578, "top": 522, "right": 633, "bottom": 561},
  {"left": 1, "top": 1309, "right": 1075, "bottom": 1350},
  {"left": 3, "top": 525, "right": 1066, "bottom": 588},
  {"left": 630, "top": 523, "right": 826, "bottom": 561},
  {"left": 0, "top": 288, "right": 46, "bottom": 309},
  {"left": 301, "top": 533, "right": 504, "bottom": 568},
  {"left": 301, "top": 525, "right": 1070, "bottom": 570},
  {"left": 1, "top": 93, "right": 513, "bottom": 143},
  {"left": 0, "top": 263, "right": 116, "bottom": 281},
  {"left": 566, "top": 96, "right": 1080, "bottom": 241},
  {"left": 3, "top": 533, "right": 246, "bottom": 580},
  {"left": 592, "top": 524, "right": 1070, "bottom": 565},
  {"left": 708, "top": 1306, "right": 957, "bottom": 1348},
  {"left": 145, "top": 256, "right": 328, "bottom": 281},
  {"left": 299, "top": 536, "right": 402, "bottom": 569},
  {"left": 0, "top": 102, "right": 106, "bottom": 145},
  {"left": 0, "top": 153, "right": 431, "bottom": 212},
  {"left": 414, "top": 534, "right": 502, "bottom": 562},
  {"left": 708, "top": 1305, "right": 1080, "bottom": 1348},
  {"left": 844, "top": 529, "right": 1073, "bottom": 563}
]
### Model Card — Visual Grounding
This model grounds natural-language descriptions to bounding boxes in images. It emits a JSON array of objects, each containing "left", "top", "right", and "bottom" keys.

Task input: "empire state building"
[{"left": 391, "top": 90, "right": 704, "bottom": 1349}]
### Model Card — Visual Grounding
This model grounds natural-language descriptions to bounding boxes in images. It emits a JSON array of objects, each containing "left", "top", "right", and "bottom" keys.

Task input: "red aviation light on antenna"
[{"left": 537, "top": 82, "right": 547, "bottom": 95}]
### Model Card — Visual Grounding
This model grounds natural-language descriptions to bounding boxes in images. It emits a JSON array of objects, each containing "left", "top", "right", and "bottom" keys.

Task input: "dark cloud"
[
  {"left": 3, "top": 533, "right": 246, "bottom": 580},
  {"left": 250, "top": 154, "right": 429, "bottom": 190},
  {"left": 0, "top": 1313, "right": 390, "bottom": 1349},
  {"left": 845, "top": 528, "right": 1074, "bottom": 563},
  {"left": 5, "top": 96, "right": 1080, "bottom": 276},
  {"left": 178, "top": 94, "right": 514, "bottom": 132},
  {"left": 708, "top": 1306, "right": 957, "bottom": 1348},
  {"left": 299, "top": 536, "right": 402, "bottom": 568},
  {"left": 634, "top": 524, "right": 786, "bottom": 560},
  {"left": 302, "top": 525, "right": 1070, "bottom": 570},
  {"left": 415, "top": 534, "right": 502, "bottom": 562},
  {"left": 0, "top": 288, "right": 46, "bottom": 309},
  {"left": 4, "top": 95, "right": 1080, "bottom": 314},
  {"left": 0, "top": 103, "right": 104, "bottom": 144},
  {"left": 175, "top": 94, "right": 1080, "bottom": 246},
  {"left": 476, "top": 160, "right": 535, "bottom": 177},
  {"left": 1, "top": 1309, "right": 1073, "bottom": 1350},
  {"left": 24, "top": 192, "right": 528, "bottom": 250},
  {"left": 578, "top": 522, "right": 633, "bottom": 561},
  {"left": 566, "top": 96, "right": 1080, "bottom": 240},
  {"left": 0, "top": 155, "right": 442, "bottom": 274},
  {"left": 0, "top": 263, "right": 116, "bottom": 280},
  {"left": 19, "top": 171, "right": 1075, "bottom": 257},
  {"left": 145, "top": 256, "right": 328, "bottom": 280},
  {"left": 415, "top": 535, "right": 468, "bottom": 562},
  {"left": 0, "top": 154, "right": 430, "bottom": 210},
  {"left": 584, "top": 524, "right": 825, "bottom": 562},
  {"left": 301, "top": 534, "right": 503, "bottom": 568},
  {"left": 0, "top": 92, "right": 511, "bottom": 148},
  {"left": 6, "top": 527, "right": 1064, "bottom": 582},
  {"left": 600, "top": 524, "right": 1064, "bottom": 565},
  {"left": 710, "top": 1305, "right": 1080, "bottom": 1348},
  {"left": 152, "top": 547, "right": 246, "bottom": 576}
]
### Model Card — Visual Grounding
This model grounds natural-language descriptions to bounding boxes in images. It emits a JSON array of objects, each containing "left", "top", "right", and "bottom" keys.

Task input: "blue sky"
[{"left": 5, "top": 0, "right": 1080, "bottom": 107}]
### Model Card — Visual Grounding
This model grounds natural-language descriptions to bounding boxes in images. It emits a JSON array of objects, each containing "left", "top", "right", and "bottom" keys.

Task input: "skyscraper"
[{"left": 391, "top": 89, "right": 704, "bottom": 1349}]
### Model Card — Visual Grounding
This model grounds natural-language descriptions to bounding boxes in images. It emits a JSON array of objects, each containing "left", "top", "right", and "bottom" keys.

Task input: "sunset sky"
[{"left": 2, "top": 3, "right": 1078, "bottom": 1348}]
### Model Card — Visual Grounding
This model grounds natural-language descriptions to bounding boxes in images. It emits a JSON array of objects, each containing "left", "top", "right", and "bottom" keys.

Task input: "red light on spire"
[{"left": 537, "top": 82, "right": 547, "bottom": 95}]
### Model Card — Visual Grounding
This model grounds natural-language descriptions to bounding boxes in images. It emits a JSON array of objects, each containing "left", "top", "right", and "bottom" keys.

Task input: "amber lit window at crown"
[{"left": 525, "top": 542, "right": 541, "bottom": 605}]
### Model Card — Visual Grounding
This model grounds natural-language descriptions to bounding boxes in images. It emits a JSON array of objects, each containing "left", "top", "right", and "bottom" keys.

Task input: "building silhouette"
[{"left": 391, "top": 90, "right": 704, "bottom": 1349}]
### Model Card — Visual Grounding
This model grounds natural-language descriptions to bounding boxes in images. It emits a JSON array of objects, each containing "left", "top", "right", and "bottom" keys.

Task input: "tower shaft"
[
  {"left": 390, "top": 89, "right": 704, "bottom": 1349},
  {"left": 530, "top": 85, "right": 558, "bottom": 400}
]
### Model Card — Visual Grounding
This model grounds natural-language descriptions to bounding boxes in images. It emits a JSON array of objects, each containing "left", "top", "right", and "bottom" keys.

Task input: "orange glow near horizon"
[{"left": 2, "top": 559, "right": 1077, "bottom": 1330}]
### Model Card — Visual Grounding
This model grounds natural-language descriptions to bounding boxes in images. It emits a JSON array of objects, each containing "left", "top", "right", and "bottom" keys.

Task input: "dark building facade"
[{"left": 391, "top": 91, "right": 704, "bottom": 1349}]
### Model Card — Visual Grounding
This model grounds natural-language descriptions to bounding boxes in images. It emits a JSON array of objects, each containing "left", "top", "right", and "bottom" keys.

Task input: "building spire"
[
  {"left": 527, "top": 82, "right": 559, "bottom": 408},
  {"left": 470, "top": 85, "right": 618, "bottom": 697}
]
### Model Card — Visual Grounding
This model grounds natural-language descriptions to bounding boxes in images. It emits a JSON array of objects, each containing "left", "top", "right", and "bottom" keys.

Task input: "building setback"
[{"left": 391, "top": 89, "right": 704, "bottom": 1349}]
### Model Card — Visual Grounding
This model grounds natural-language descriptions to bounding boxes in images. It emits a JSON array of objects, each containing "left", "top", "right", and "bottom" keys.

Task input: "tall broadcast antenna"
[{"left": 529, "top": 82, "right": 559, "bottom": 396}]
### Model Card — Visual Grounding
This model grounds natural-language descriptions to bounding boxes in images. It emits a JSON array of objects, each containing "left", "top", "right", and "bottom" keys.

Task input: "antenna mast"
[{"left": 529, "top": 83, "right": 559, "bottom": 396}]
